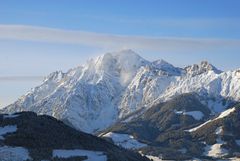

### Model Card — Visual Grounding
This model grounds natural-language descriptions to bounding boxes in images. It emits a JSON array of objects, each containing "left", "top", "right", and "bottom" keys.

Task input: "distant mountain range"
[{"left": 1, "top": 49, "right": 240, "bottom": 160}]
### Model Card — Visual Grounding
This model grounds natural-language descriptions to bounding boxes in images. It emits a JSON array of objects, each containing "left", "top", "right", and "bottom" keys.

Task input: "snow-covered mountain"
[{"left": 2, "top": 49, "right": 240, "bottom": 133}]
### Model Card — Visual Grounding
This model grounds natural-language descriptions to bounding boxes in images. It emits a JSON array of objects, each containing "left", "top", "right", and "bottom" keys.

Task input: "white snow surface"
[
  {"left": 236, "top": 140, "right": 240, "bottom": 146},
  {"left": 3, "top": 114, "right": 19, "bottom": 119},
  {"left": 139, "top": 151, "right": 164, "bottom": 161},
  {"left": 0, "top": 146, "right": 31, "bottom": 161},
  {"left": 144, "top": 155, "right": 163, "bottom": 161},
  {"left": 52, "top": 149, "right": 107, "bottom": 161},
  {"left": 102, "top": 132, "right": 147, "bottom": 149},
  {"left": 3, "top": 50, "right": 240, "bottom": 133},
  {"left": 188, "top": 159, "right": 202, "bottom": 161},
  {"left": 175, "top": 110, "right": 204, "bottom": 120},
  {"left": 204, "top": 138, "right": 228, "bottom": 158},
  {"left": 187, "top": 107, "right": 236, "bottom": 132},
  {"left": 215, "top": 126, "right": 223, "bottom": 135},
  {"left": 0, "top": 125, "right": 17, "bottom": 140},
  {"left": 216, "top": 107, "right": 236, "bottom": 119},
  {"left": 140, "top": 151, "right": 202, "bottom": 161}
]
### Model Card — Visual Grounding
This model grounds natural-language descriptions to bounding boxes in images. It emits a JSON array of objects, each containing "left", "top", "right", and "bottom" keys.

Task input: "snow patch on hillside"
[
  {"left": 175, "top": 110, "right": 204, "bottom": 120},
  {"left": 0, "top": 146, "right": 31, "bottom": 161},
  {"left": 204, "top": 138, "right": 228, "bottom": 158},
  {"left": 3, "top": 114, "right": 19, "bottom": 119},
  {"left": 145, "top": 155, "right": 163, "bottom": 161},
  {"left": 0, "top": 125, "right": 17, "bottom": 140},
  {"left": 103, "top": 132, "right": 147, "bottom": 149},
  {"left": 216, "top": 107, "right": 236, "bottom": 119},
  {"left": 187, "top": 107, "right": 235, "bottom": 132},
  {"left": 215, "top": 126, "right": 223, "bottom": 135},
  {"left": 236, "top": 140, "right": 240, "bottom": 146},
  {"left": 139, "top": 151, "right": 163, "bottom": 161},
  {"left": 53, "top": 149, "right": 107, "bottom": 161}
]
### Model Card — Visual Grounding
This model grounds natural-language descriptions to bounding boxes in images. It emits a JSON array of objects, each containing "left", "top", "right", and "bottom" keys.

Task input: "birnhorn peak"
[{"left": 2, "top": 50, "right": 240, "bottom": 134}]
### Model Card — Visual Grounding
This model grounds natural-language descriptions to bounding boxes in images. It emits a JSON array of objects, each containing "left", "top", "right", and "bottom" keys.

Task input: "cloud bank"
[{"left": 0, "top": 25, "right": 240, "bottom": 53}]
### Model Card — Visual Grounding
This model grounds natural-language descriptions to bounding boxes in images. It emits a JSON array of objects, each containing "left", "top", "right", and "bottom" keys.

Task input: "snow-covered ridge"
[
  {"left": 184, "top": 61, "right": 222, "bottom": 76},
  {"left": 187, "top": 107, "right": 236, "bottom": 132},
  {"left": 216, "top": 107, "right": 236, "bottom": 119},
  {"left": 3, "top": 49, "right": 240, "bottom": 133}
]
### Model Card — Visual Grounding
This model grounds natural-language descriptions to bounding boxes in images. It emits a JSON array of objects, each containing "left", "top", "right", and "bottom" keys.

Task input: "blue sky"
[
  {"left": 0, "top": 0, "right": 240, "bottom": 107},
  {"left": 1, "top": 0, "right": 240, "bottom": 38}
]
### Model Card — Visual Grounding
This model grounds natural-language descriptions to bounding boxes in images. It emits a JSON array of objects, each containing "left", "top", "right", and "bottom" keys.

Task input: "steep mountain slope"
[
  {"left": 0, "top": 112, "right": 150, "bottom": 161},
  {"left": 2, "top": 50, "right": 240, "bottom": 134},
  {"left": 2, "top": 50, "right": 150, "bottom": 133},
  {"left": 100, "top": 93, "right": 211, "bottom": 160},
  {"left": 100, "top": 94, "right": 240, "bottom": 160},
  {"left": 120, "top": 61, "right": 240, "bottom": 116}
]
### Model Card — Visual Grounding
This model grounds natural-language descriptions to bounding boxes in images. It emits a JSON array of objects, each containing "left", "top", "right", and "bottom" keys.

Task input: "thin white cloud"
[
  {"left": 80, "top": 15, "right": 240, "bottom": 29},
  {"left": 0, "top": 25, "right": 240, "bottom": 53},
  {"left": 0, "top": 76, "right": 43, "bottom": 81}
]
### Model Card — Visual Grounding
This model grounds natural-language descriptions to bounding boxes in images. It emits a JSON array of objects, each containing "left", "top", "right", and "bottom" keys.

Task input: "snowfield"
[
  {"left": 102, "top": 132, "right": 147, "bottom": 149},
  {"left": 0, "top": 125, "right": 17, "bottom": 140},
  {"left": 52, "top": 149, "right": 107, "bottom": 161},
  {"left": 175, "top": 110, "right": 204, "bottom": 120},
  {"left": 144, "top": 155, "right": 163, "bottom": 161},
  {"left": 204, "top": 138, "right": 228, "bottom": 158},
  {"left": 203, "top": 125, "right": 229, "bottom": 158},
  {"left": 215, "top": 126, "right": 223, "bottom": 135},
  {"left": 0, "top": 146, "right": 31, "bottom": 161}
]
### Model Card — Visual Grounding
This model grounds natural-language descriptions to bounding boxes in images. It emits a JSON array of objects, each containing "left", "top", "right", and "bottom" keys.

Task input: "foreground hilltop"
[{"left": 0, "top": 112, "right": 149, "bottom": 161}]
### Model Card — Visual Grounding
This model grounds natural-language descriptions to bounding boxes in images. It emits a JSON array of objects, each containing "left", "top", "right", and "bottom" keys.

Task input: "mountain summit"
[
  {"left": 2, "top": 50, "right": 240, "bottom": 133},
  {"left": 185, "top": 61, "right": 222, "bottom": 76}
]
